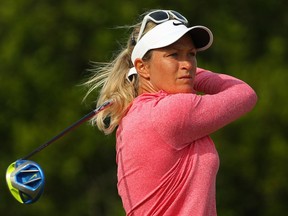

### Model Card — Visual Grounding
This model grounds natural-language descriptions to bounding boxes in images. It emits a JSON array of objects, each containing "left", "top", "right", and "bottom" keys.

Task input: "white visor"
[{"left": 131, "top": 20, "right": 213, "bottom": 65}]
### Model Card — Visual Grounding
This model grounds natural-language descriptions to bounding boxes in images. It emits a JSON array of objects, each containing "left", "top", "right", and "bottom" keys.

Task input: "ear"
[{"left": 134, "top": 58, "right": 150, "bottom": 79}]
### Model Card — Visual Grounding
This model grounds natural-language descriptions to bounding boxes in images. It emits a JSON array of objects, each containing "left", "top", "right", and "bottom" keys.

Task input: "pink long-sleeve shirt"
[{"left": 116, "top": 68, "right": 257, "bottom": 216}]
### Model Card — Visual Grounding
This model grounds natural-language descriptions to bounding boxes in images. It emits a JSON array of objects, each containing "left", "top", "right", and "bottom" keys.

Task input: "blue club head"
[{"left": 6, "top": 160, "right": 45, "bottom": 204}]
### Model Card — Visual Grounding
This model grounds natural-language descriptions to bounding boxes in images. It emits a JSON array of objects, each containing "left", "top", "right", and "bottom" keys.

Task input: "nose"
[{"left": 180, "top": 59, "right": 194, "bottom": 71}]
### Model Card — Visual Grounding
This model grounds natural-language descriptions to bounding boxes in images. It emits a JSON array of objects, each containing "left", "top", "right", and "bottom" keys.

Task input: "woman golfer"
[{"left": 85, "top": 9, "right": 257, "bottom": 216}]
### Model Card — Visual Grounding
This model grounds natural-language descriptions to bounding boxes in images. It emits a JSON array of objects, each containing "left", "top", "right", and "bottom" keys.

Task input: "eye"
[
  {"left": 167, "top": 51, "right": 177, "bottom": 56},
  {"left": 167, "top": 52, "right": 179, "bottom": 58},
  {"left": 189, "top": 51, "right": 196, "bottom": 57}
]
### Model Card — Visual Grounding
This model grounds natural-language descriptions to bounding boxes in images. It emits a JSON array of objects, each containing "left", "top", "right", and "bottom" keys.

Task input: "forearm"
[{"left": 194, "top": 68, "right": 249, "bottom": 95}]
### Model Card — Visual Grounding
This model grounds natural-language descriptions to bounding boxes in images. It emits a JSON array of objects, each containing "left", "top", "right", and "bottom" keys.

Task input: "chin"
[{"left": 179, "top": 86, "right": 195, "bottom": 93}]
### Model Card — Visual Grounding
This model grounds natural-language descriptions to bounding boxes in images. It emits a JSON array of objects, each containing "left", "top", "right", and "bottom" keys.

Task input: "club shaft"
[{"left": 21, "top": 100, "right": 113, "bottom": 160}]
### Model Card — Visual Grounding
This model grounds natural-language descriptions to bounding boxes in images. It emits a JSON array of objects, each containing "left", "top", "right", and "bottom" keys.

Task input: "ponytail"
[
  {"left": 84, "top": 17, "right": 157, "bottom": 134},
  {"left": 84, "top": 34, "right": 138, "bottom": 134}
]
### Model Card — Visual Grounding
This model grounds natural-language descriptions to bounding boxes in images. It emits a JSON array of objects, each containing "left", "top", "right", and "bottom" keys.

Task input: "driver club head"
[{"left": 6, "top": 160, "right": 45, "bottom": 204}]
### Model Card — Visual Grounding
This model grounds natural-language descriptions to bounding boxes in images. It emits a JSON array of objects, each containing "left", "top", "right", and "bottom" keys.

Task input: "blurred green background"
[{"left": 0, "top": 0, "right": 287, "bottom": 215}]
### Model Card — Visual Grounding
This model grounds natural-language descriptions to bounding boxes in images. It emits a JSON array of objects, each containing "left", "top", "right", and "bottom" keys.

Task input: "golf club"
[{"left": 6, "top": 99, "right": 113, "bottom": 204}]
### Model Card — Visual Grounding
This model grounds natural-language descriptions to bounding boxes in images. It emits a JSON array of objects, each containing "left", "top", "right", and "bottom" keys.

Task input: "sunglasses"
[{"left": 136, "top": 10, "right": 189, "bottom": 42}]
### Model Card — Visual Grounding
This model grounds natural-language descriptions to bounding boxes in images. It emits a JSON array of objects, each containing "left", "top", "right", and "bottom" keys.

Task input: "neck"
[{"left": 137, "top": 77, "right": 158, "bottom": 94}]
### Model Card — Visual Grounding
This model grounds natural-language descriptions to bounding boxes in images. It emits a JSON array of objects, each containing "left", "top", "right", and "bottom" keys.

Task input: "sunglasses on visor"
[{"left": 136, "top": 10, "right": 189, "bottom": 42}]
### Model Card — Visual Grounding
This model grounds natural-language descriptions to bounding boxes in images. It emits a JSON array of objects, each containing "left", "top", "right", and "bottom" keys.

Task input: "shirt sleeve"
[{"left": 150, "top": 68, "right": 258, "bottom": 150}]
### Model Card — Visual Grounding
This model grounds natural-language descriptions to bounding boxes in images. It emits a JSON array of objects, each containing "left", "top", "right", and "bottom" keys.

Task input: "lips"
[{"left": 179, "top": 75, "right": 193, "bottom": 79}]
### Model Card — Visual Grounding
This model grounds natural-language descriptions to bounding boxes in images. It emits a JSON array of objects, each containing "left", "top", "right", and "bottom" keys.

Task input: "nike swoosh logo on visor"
[{"left": 173, "top": 22, "right": 184, "bottom": 26}]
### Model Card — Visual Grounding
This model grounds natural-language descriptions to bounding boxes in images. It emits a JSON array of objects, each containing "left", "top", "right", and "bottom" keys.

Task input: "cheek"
[
  {"left": 150, "top": 61, "right": 176, "bottom": 82},
  {"left": 151, "top": 71, "right": 178, "bottom": 93},
  {"left": 147, "top": 53, "right": 179, "bottom": 91}
]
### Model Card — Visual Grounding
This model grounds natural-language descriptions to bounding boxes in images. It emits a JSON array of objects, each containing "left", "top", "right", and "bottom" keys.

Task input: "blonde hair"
[{"left": 84, "top": 20, "right": 156, "bottom": 134}]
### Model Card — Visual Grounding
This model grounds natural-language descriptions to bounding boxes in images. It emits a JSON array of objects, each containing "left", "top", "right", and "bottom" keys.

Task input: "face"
[{"left": 137, "top": 33, "right": 197, "bottom": 94}]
